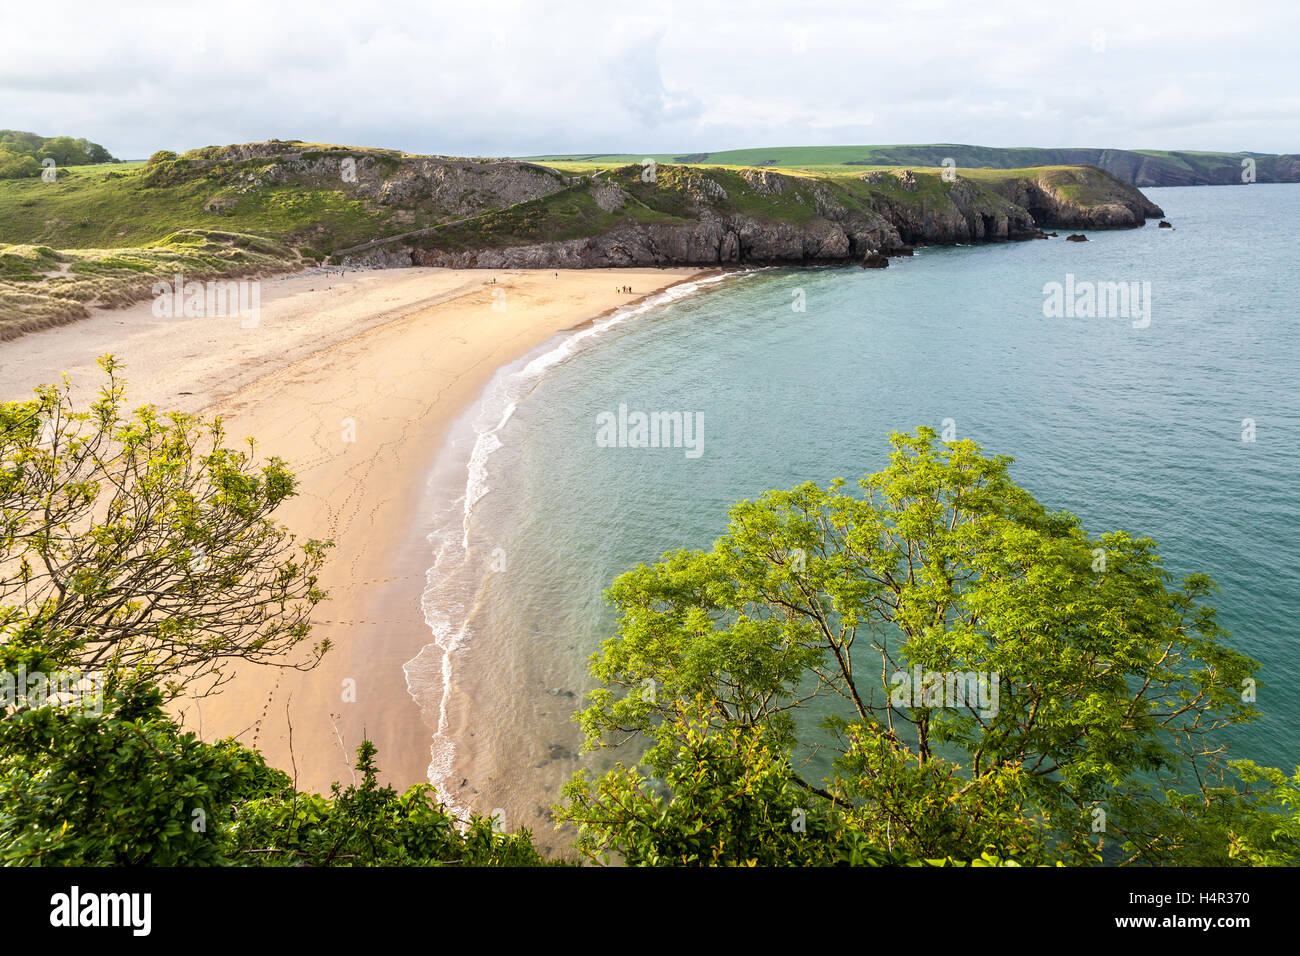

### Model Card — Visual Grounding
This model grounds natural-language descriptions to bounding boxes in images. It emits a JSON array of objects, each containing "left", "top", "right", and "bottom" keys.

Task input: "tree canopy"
[
  {"left": 0, "top": 638, "right": 544, "bottom": 866},
  {"left": 0, "top": 130, "right": 116, "bottom": 178},
  {"left": 558, "top": 428, "right": 1297, "bottom": 865},
  {"left": 1, "top": 356, "right": 330, "bottom": 698}
]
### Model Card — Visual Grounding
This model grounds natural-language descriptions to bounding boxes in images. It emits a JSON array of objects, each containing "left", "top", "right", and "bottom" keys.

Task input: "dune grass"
[{"left": 0, "top": 230, "right": 297, "bottom": 340}]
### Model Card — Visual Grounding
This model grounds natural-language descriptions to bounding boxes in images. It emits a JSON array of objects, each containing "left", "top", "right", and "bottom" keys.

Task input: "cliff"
[{"left": 354, "top": 161, "right": 1164, "bottom": 269}]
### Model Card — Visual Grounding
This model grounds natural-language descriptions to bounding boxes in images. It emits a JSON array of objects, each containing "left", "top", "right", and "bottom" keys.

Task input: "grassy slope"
[
  {"left": 0, "top": 159, "right": 396, "bottom": 251},
  {"left": 0, "top": 144, "right": 429, "bottom": 337}
]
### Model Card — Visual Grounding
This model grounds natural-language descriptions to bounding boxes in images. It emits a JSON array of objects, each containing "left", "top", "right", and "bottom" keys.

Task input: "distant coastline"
[{"left": 523, "top": 144, "right": 1300, "bottom": 188}]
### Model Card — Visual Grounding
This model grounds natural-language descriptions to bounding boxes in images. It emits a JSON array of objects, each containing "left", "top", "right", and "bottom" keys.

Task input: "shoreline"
[
  {"left": 398, "top": 269, "right": 741, "bottom": 830},
  {"left": 0, "top": 264, "right": 707, "bottom": 795}
]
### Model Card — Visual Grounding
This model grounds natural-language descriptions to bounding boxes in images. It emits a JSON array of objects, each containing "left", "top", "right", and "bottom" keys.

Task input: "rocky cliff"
[
  {"left": 339, "top": 161, "right": 1164, "bottom": 270},
  {"left": 4, "top": 140, "right": 1165, "bottom": 274}
]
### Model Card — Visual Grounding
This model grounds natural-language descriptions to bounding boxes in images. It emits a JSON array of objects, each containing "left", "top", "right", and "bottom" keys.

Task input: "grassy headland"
[{"left": 0, "top": 139, "right": 1165, "bottom": 339}]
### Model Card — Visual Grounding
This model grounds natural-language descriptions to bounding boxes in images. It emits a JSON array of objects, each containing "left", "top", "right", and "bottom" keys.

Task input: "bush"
[{"left": 0, "top": 149, "right": 40, "bottom": 179}]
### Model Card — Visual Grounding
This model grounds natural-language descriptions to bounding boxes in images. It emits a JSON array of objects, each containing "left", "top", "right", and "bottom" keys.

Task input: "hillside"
[
  {"left": 527, "top": 144, "right": 1300, "bottom": 187},
  {"left": 0, "top": 140, "right": 1164, "bottom": 339}
]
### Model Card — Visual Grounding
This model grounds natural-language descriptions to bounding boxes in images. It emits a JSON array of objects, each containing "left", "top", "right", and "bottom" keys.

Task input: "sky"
[{"left": 1, "top": 0, "right": 1296, "bottom": 160}]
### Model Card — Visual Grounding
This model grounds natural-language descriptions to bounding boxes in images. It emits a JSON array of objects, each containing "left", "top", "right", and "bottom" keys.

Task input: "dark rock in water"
[
  {"left": 889, "top": 245, "right": 915, "bottom": 256},
  {"left": 1158, "top": 220, "right": 1173, "bottom": 228},
  {"left": 547, "top": 743, "right": 578, "bottom": 761},
  {"left": 861, "top": 251, "right": 890, "bottom": 268},
  {"left": 1045, "top": 231, "right": 1059, "bottom": 237},
  {"left": 1066, "top": 233, "right": 1089, "bottom": 242}
]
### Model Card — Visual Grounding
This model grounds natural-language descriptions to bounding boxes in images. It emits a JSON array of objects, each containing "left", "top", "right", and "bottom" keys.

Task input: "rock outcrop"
[
  {"left": 985, "top": 168, "right": 1164, "bottom": 229},
  {"left": 179, "top": 141, "right": 570, "bottom": 222}
]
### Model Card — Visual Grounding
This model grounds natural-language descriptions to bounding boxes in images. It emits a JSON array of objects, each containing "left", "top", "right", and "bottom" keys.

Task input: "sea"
[{"left": 402, "top": 183, "right": 1300, "bottom": 842}]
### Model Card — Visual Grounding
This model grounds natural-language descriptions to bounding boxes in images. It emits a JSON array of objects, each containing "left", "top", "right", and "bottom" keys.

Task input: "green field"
[{"left": 525, "top": 144, "right": 1297, "bottom": 186}]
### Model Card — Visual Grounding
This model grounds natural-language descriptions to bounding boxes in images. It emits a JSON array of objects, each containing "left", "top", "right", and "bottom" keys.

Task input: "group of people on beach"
[{"left": 617, "top": 284, "right": 633, "bottom": 294}]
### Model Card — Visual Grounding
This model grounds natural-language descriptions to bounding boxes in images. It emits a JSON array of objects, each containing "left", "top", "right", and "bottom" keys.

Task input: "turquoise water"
[{"left": 412, "top": 184, "right": 1300, "bottom": 830}]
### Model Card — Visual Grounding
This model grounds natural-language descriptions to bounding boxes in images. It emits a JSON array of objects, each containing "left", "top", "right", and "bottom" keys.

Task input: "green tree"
[
  {"left": 0, "top": 130, "right": 116, "bottom": 173},
  {"left": 559, "top": 699, "right": 902, "bottom": 866},
  {"left": 35, "top": 136, "right": 92, "bottom": 167},
  {"left": 0, "top": 640, "right": 274, "bottom": 865},
  {"left": 0, "top": 130, "right": 43, "bottom": 154},
  {"left": 0, "top": 357, "right": 330, "bottom": 697},
  {"left": 82, "top": 139, "right": 114, "bottom": 164},
  {"left": 0, "top": 364, "right": 544, "bottom": 865},
  {"left": 225, "top": 739, "right": 545, "bottom": 866},
  {"left": 0, "top": 149, "right": 40, "bottom": 179},
  {"left": 564, "top": 428, "right": 1271, "bottom": 864},
  {"left": 0, "top": 639, "right": 546, "bottom": 866}
]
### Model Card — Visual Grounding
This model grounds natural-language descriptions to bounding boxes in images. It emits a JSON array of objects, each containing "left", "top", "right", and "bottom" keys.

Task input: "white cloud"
[{"left": 0, "top": 0, "right": 1295, "bottom": 158}]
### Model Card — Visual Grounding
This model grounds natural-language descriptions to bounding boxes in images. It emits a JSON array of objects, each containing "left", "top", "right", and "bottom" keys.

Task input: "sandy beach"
[{"left": 0, "top": 264, "right": 705, "bottom": 797}]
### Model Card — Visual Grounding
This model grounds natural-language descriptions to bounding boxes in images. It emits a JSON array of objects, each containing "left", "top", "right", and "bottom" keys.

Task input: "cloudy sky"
[{"left": 1, "top": 0, "right": 1296, "bottom": 160}]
